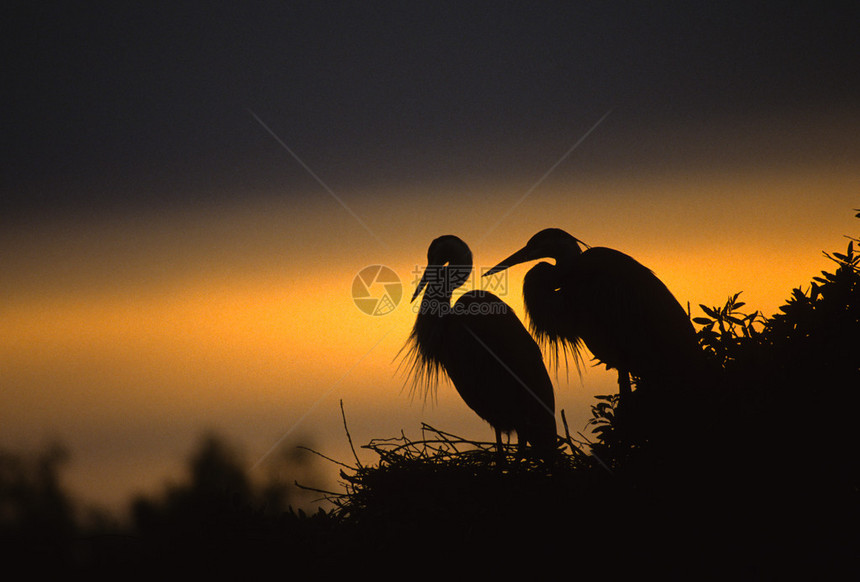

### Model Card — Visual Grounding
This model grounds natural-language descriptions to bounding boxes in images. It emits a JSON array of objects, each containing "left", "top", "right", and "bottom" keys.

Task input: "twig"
[
  {"left": 340, "top": 400, "right": 362, "bottom": 469},
  {"left": 296, "top": 445, "right": 354, "bottom": 471},
  {"left": 293, "top": 480, "right": 343, "bottom": 499}
]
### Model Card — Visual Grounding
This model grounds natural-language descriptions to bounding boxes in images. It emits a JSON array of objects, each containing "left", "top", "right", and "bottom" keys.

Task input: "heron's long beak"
[
  {"left": 483, "top": 246, "right": 533, "bottom": 277},
  {"left": 411, "top": 267, "right": 430, "bottom": 302}
]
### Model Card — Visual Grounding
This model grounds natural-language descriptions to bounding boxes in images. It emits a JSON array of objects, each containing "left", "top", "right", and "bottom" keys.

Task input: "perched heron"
[
  {"left": 402, "top": 235, "right": 557, "bottom": 454},
  {"left": 484, "top": 228, "right": 702, "bottom": 397}
]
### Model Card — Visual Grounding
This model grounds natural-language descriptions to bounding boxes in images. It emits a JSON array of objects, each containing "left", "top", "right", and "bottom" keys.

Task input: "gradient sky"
[{"left": 3, "top": 2, "right": 859, "bottom": 513}]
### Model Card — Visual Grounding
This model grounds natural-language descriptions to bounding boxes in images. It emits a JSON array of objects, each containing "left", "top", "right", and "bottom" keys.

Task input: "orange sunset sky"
[{"left": 3, "top": 3, "right": 858, "bottom": 513}]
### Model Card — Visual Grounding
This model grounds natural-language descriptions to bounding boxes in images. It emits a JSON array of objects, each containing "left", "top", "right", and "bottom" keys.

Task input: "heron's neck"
[
  {"left": 417, "top": 284, "right": 453, "bottom": 315},
  {"left": 411, "top": 287, "right": 451, "bottom": 361}
]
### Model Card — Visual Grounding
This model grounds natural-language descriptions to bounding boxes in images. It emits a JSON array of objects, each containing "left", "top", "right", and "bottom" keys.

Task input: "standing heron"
[
  {"left": 402, "top": 235, "right": 557, "bottom": 454},
  {"left": 484, "top": 228, "right": 702, "bottom": 398}
]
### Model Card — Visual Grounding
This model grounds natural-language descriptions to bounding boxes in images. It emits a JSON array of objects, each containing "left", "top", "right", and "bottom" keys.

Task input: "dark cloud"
[{"left": 3, "top": 2, "right": 858, "bottom": 217}]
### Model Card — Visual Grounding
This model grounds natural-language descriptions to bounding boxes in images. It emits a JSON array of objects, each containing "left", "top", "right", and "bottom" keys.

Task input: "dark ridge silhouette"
[
  {"left": 2, "top": 214, "right": 857, "bottom": 576},
  {"left": 400, "top": 235, "right": 557, "bottom": 455}
]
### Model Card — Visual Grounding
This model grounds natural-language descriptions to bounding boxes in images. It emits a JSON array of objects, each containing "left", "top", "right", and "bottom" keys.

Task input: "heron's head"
[
  {"left": 484, "top": 228, "right": 583, "bottom": 277},
  {"left": 411, "top": 235, "right": 474, "bottom": 302}
]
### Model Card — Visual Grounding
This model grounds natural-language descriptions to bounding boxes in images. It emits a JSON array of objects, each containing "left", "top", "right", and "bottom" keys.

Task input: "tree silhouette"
[
  {"left": 0, "top": 443, "right": 78, "bottom": 566},
  {"left": 126, "top": 433, "right": 332, "bottom": 572}
]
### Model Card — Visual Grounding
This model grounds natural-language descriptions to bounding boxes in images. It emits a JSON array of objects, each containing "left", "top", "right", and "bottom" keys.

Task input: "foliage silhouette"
[
  {"left": 0, "top": 443, "right": 78, "bottom": 566},
  {"left": 1, "top": 433, "right": 333, "bottom": 573},
  {"left": 124, "top": 433, "right": 334, "bottom": 572},
  {"left": 694, "top": 232, "right": 860, "bottom": 488}
]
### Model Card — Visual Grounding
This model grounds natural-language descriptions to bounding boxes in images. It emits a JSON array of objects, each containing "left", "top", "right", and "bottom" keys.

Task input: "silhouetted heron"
[
  {"left": 485, "top": 228, "right": 702, "bottom": 397},
  {"left": 402, "top": 235, "right": 557, "bottom": 454}
]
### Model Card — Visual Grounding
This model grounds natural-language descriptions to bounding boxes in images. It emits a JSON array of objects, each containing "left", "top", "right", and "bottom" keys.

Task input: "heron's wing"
[
  {"left": 442, "top": 291, "right": 556, "bottom": 441},
  {"left": 570, "top": 248, "right": 697, "bottom": 375}
]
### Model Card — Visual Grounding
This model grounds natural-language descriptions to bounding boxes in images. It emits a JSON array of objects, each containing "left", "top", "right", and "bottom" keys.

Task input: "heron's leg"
[{"left": 515, "top": 433, "right": 527, "bottom": 458}]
